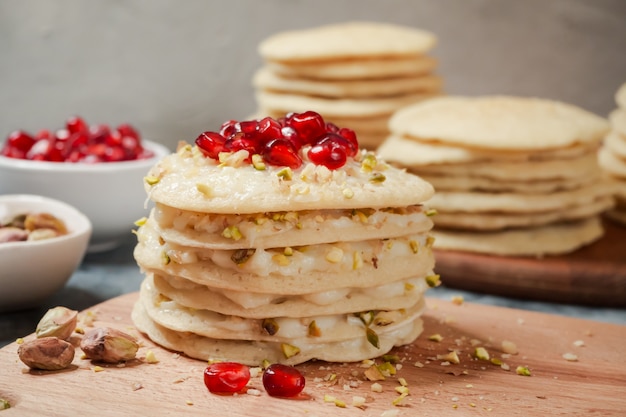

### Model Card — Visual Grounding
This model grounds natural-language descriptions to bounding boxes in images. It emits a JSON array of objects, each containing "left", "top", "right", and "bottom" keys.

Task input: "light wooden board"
[
  {"left": 1, "top": 292, "right": 625, "bottom": 416},
  {"left": 435, "top": 220, "right": 626, "bottom": 306}
]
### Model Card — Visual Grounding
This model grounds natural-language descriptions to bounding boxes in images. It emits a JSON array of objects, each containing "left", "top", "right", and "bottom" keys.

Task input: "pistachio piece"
[
  {"left": 80, "top": 327, "right": 139, "bottom": 363},
  {"left": 366, "top": 327, "right": 380, "bottom": 349},
  {"left": 231, "top": 248, "right": 255, "bottom": 264},
  {"left": 18, "top": 337, "right": 75, "bottom": 370},
  {"left": 0, "top": 398, "right": 9, "bottom": 410},
  {"left": 308, "top": 320, "right": 321, "bottom": 337},
  {"left": 262, "top": 318, "right": 280, "bottom": 336},
  {"left": 36, "top": 306, "right": 78, "bottom": 340},
  {"left": 280, "top": 343, "right": 300, "bottom": 359}
]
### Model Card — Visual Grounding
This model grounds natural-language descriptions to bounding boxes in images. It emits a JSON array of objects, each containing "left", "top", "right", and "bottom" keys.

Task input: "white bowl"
[
  {"left": 0, "top": 140, "right": 170, "bottom": 252},
  {"left": 0, "top": 194, "right": 92, "bottom": 312}
]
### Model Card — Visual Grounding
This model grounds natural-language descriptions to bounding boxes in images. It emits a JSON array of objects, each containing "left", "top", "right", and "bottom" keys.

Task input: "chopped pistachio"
[
  {"left": 0, "top": 399, "right": 9, "bottom": 410},
  {"left": 161, "top": 251, "right": 171, "bottom": 265},
  {"left": 276, "top": 167, "right": 293, "bottom": 180},
  {"left": 369, "top": 172, "right": 386, "bottom": 183},
  {"left": 392, "top": 392, "right": 409, "bottom": 406},
  {"left": 428, "top": 333, "right": 443, "bottom": 342},
  {"left": 371, "top": 382, "right": 383, "bottom": 393},
  {"left": 382, "top": 354, "right": 400, "bottom": 363},
  {"left": 474, "top": 347, "right": 490, "bottom": 361},
  {"left": 352, "top": 251, "right": 364, "bottom": 270},
  {"left": 490, "top": 357, "right": 503, "bottom": 366},
  {"left": 325, "top": 247, "right": 344, "bottom": 263},
  {"left": 342, "top": 188, "right": 354, "bottom": 199},
  {"left": 501, "top": 340, "right": 518, "bottom": 354},
  {"left": 251, "top": 154, "right": 266, "bottom": 170},
  {"left": 35, "top": 306, "right": 78, "bottom": 341},
  {"left": 16, "top": 337, "right": 24, "bottom": 344},
  {"left": 261, "top": 359, "right": 271, "bottom": 369},
  {"left": 398, "top": 377, "right": 408, "bottom": 387},
  {"left": 409, "top": 240, "right": 420, "bottom": 254},
  {"left": 283, "top": 247, "right": 294, "bottom": 256},
  {"left": 425, "top": 235, "right": 436, "bottom": 248},
  {"left": 308, "top": 320, "right": 321, "bottom": 337},
  {"left": 364, "top": 365, "right": 385, "bottom": 381},
  {"left": 404, "top": 282, "right": 415, "bottom": 292},
  {"left": 394, "top": 386, "right": 409, "bottom": 395},
  {"left": 222, "top": 225, "right": 243, "bottom": 241},
  {"left": 437, "top": 351, "right": 460, "bottom": 364},
  {"left": 262, "top": 318, "right": 280, "bottom": 336},
  {"left": 425, "top": 208, "right": 438, "bottom": 217},
  {"left": 361, "top": 154, "right": 378, "bottom": 172},
  {"left": 358, "top": 311, "right": 375, "bottom": 326},
  {"left": 272, "top": 253, "right": 290, "bottom": 266},
  {"left": 352, "top": 396, "right": 367, "bottom": 408},
  {"left": 280, "top": 343, "right": 300, "bottom": 359},
  {"left": 196, "top": 183, "right": 212, "bottom": 197},
  {"left": 425, "top": 274, "right": 441, "bottom": 288},
  {"left": 353, "top": 210, "right": 369, "bottom": 223},
  {"left": 378, "top": 361, "right": 396, "bottom": 376},
  {"left": 562, "top": 353, "right": 579, "bottom": 362},
  {"left": 451, "top": 295, "right": 464, "bottom": 305},
  {"left": 93, "top": 366, "right": 105, "bottom": 372},
  {"left": 134, "top": 217, "right": 147, "bottom": 227},
  {"left": 144, "top": 176, "right": 160, "bottom": 186},
  {"left": 366, "top": 327, "right": 380, "bottom": 349},
  {"left": 145, "top": 350, "right": 159, "bottom": 364},
  {"left": 516, "top": 365, "right": 531, "bottom": 376},
  {"left": 231, "top": 248, "right": 255, "bottom": 264}
]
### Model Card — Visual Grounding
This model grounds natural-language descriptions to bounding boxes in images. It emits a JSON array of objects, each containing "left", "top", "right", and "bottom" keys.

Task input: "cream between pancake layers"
[
  {"left": 131, "top": 128, "right": 437, "bottom": 365},
  {"left": 598, "top": 82, "right": 626, "bottom": 225},
  {"left": 253, "top": 22, "right": 443, "bottom": 149},
  {"left": 377, "top": 95, "right": 614, "bottom": 257}
]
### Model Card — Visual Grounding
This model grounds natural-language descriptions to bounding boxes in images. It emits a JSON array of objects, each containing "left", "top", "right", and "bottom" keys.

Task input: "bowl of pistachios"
[{"left": 0, "top": 194, "right": 92, "bottom": 312}]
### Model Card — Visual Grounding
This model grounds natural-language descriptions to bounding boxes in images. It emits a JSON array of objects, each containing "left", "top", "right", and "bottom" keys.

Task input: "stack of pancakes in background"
[
  {"left": 598, "top": 82, "right": 626, "bottom": 225},
  {"left": 253, "top": 22, "right": 443, "bottom": 149},
  {"left": 378, "top": 95, "right": 614, "bottom": 257},
  {"left": 132, "top": 142, "right": 436, "bottom": 365}
]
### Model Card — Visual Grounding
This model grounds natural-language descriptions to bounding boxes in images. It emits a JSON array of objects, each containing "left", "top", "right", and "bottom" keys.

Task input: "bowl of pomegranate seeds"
[
  {"left": 0, "top": 194, "right": 92, "bottom": 312},
  {"left": 0, "top": 116, "right": 170, "bottom": 252}
]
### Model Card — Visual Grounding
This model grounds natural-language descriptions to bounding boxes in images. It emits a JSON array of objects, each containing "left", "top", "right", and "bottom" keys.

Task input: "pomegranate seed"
[
  {"left": 257, "top": 117, "right": 282, "bottom": 144},
  {"left": 308, "top": 134, "right": 349, "bottom": 170},
  {"left": 239, "top": 120, "right": 259, "bottom": 135},
  {"left": 196, "top": 131, "right": 227, "bottom": 159},
  {"left": 219, "top": 120, "right": 239, "bottom": 138},
  {"left": 280, "top": 126, "right": 302, "bottom": 149},
  {"left": 117, "top": 123, "right": 139, "bottom": 140},
  {"left": 325, "top": 122, "right": 339, "bottom": 133},
  {"left": 262, "top": 138, "right": 302, "bottom": 169},
  {"left": 337, "top": 128, "right": 358, "bottom": 156},
  {"left": 204, "top": 362, "right": 250, "bottom": 394},
  {"left": 35, "top": 129, "right": 52, "bottom": 141},
  {"left": 262, "top": 364, "right": 305, "bottom": 398},
  {"left": 6, "top": 130, "right": 35, "bottom": 152},
  {"left": 66, "top": 116, "right": 88, "bottom": 134},
  {"left": 26, "top": 139, "right": 51, "bottom": 160},
  {"left": 287, "top": 111, "right": 326, "bottom": 145},
  {"left": 226, "top": 136, "right": 258, "bottom": 157},
  {"left": 89, "top": 124, "right": 111, "bottom": 143}
]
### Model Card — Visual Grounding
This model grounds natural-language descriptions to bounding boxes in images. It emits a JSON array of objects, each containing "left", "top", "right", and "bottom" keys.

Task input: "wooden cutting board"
[
  {"left": 435, "top": 220, "right": 626, "bottom": 306},
  {"left": 1, "top": 293, "right": 625, "bottom": 416}
]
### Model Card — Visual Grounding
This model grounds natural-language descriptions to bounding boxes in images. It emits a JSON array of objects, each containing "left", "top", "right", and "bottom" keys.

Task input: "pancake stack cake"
[
  {"left": 598, "top": 82, "right": 626, "bottom": 225},
  {"left": 132, "top": 111, "right": 437, "bottom": 365},
  {"left": 377, "top": 95, "right": 614, "bottom": 257},
  {"left": 253, "top": 22, "right": 443, "bottom": 149}
]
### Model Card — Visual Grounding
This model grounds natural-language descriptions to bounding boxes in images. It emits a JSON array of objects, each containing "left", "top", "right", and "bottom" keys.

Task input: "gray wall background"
[{"left": 1, "top": 0, "right": 625, "bottom": 151}]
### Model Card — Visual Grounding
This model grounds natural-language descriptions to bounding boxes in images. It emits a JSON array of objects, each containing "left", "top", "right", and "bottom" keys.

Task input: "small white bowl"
[
  {"left": 0, "top": 140, "right": 170, "bottom": 252},
  {"left": 0, "top": 194, "right": 92, "bottom": 312}
]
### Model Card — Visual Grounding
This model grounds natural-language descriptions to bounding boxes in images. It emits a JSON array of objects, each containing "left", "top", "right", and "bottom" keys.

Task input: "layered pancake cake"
[
  {"left": 378, "top": 96, "right": 613, "bottom": 256},
  {"left": 253, "top": 22, "right": 442, "bottom": 149},
  {"left": 132, "top": 111, "right": 437, "bottom": 365},
  {"left": 598, "top": 82, "right": 626, "bottom": 225}
]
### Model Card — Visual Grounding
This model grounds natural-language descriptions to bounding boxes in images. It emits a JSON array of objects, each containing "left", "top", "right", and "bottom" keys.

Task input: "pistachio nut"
[
  {"left": 80, "top": 327, "right": 139, "bottom": 363},
  {"left": 18, "top": 337, "right": 75, "bottom": 370},
  {"left": 36, "top": 306, "right": 78, "bottom": 340}
]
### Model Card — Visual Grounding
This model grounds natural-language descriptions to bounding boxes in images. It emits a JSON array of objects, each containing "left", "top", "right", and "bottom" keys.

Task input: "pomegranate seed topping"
[
  {"left": 196, "top": 131, "right": 227, "bottom": 159},
  {"left": 35, "top": 129, "right": 52, "bottom": 141},
  {"left": 263, "top": 139, "right": 302, "bottom": 169},
  {"left": 307, "top": 134, "right": 350, "bottom": 170},
  {"left": 287, "top": 111, "right": 326, "bottom": 145},
  {"left": 204, "top": 362, "right": 250, "bottom": 394},
  {"left": 6, "top": 130, "right": 36, "bottom": 152},
  {"left": 117, "top": 123, "right": 139, "bottom": 140},
  {"left": 192, "top": 112, "right": 360, "bottom": 169},
  {"left": 262, "top": 364, "right": 305, "bottom": 398},
  {"left": 66, "top": 116, "right": 88, "bottom": 134}
]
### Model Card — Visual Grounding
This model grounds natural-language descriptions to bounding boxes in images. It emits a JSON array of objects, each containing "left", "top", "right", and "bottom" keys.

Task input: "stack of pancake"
[
  {"left": 132, "top": 138, "right": 436, "bottom": 365},
  {"left": 253, "top": 22, "right": 442, "bottom": 149},
  {"left": 377, "top": 95, "right": 613, "bottom": 257},
  {"left": 598, "top": 82, "right": 626, "bottom": 225}
]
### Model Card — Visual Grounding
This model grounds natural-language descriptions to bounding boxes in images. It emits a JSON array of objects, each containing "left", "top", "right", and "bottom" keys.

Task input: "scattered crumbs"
[
  {"left": 501, "top": 340, "right": 518, "bottom": 355},
  {"left": 249, "top": 367, "right": 262, "bottom": 378},
  {"left": 371, "top": 382, "right": 383, "bottom": 393},
  {"left": 470, "top": 339, "right": 482, "bottom": 347},
  {"left": 246, "top": 388, "right": 262, "bottom": 396},
  {"left": 562, "top": 353, "right": 579, "bottom": 362},
  {"left": 451, "top": 396, "right": 459, "bottom": 402},
  {"left": 145, "top": 350, "right": 159, "bottom": 364},
  {"left": 93, "top": 366, "right": 105, "bottom": 372},
  {"left": 437, "top": 351, "right": 460, "bottom": 364},
  {"left": 116, "top": 363, "right": 126, "bottom": 368},
  {"left": 172, "top": 353, "right": 181, "bottom": 359},
  {"left": 15, "top": 338, "right": 24, "bottom": 345},
  {"left": 352, "top": 395, "right": 366, "bottom": 408},
  {"left": 469, "top": 403, "right": 476, "bottom": 408},
  {"left": 398, "top": 378, "right": 408, "bottom": 387},
  {"left": 516, "top": 366, "right": 531, "bottom": 376},
  {"left": 452, "top": 404, "right": 458, "bottom": 409},
  {"left": 428, "top": 334, "right": 443, "bottom": 342},
  {"left": 380, "top": 410, "right": 400, "bottom": 417},
  {"left": 465, "top": 384, "right": 473, "bottom": 388},
  {"left": 573, "top": 340, "right": 585, "bottom": 347},
  {"left": 451, "top": 295, "right": 464, "bottom": 305},
  {"left": 474, "top": 347, "right": 490, "bottom": 361},
  {"left": 501, "top": 363, "right": 511, "bottom": 371},
  {"left": 131, "top": 382, "right": 143, "bottom": 391},
  {"left": 537, "top": 395, "right": 547, "bottom": 399},
  {"left": 0, "top": 399, "right": 10, "bottom": 410},
  {"left": 185, "top": 400, "right": 193, "bottom": 406},
  {"left": 517, "top": 318, "right": 525, "bottom": 325}
]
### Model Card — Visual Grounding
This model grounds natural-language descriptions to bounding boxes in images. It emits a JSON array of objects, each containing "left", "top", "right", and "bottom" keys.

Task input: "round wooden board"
[{"left": 433, "top": 219, "right": 626, "bottom": 307}]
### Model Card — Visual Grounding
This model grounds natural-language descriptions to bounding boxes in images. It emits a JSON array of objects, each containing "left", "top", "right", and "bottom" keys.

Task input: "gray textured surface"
[{"left": 1, "top": 0, "right": 625, "bottom": 150}]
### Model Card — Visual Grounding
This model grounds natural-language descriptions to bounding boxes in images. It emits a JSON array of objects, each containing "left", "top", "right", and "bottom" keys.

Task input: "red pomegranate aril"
[
  {"left": 196, "top": 131, "right": 227, "bottom": 159},
  {"left": 26, "top": 139, "right": 51, "bottom": 160},
  {"left": 280, "top": 126, "right": 302, "bottom": 149},
  {"left": 117, "top": 123, "right": 139, "bottom": 140},
  {"left": 257, "top": 117, "right": 282, "bottom": 143},
  {"left": 219, "top": 120, "right": 239, "bottom": 138},
  {"left": 204, "top": 362, "right": 251, "bottom": 394},
  {"left": 35, "top": 129, "right": 52, "bottom": 141},
  {"left": 325, "top": 122, "right": 339, "bottom": 133},
  {"left": 308, "top": 133, "right": 351, "bottom": 170},
  {"left": 238, "top": 120, "right": 259, "bottom": 135},
  {"left": 103, "top": 146, "right": 126, "bottom": 162},
  {"left": 89, "top": 124, "right": 111, "bottom": 143},
  {"left": 6, "top": 130, "right": 36, "bottom": 152},
  {"left": 66, "top": 116, "right": 88, "bottom": 134},
  {"left": 337, "top": 128, "right": 358, "bottom": 156},
  {"left": 287, "top": 111, "right": 326, "bottom": 145},
  {"left": 226, "top": 136, "right": 258, "bottom": 157},
  {"left": 262, "top": 364, "right": 305, "bottom": 398},
  {"left": 262, "top": 138, "right": 302, "bottom": 169}
]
